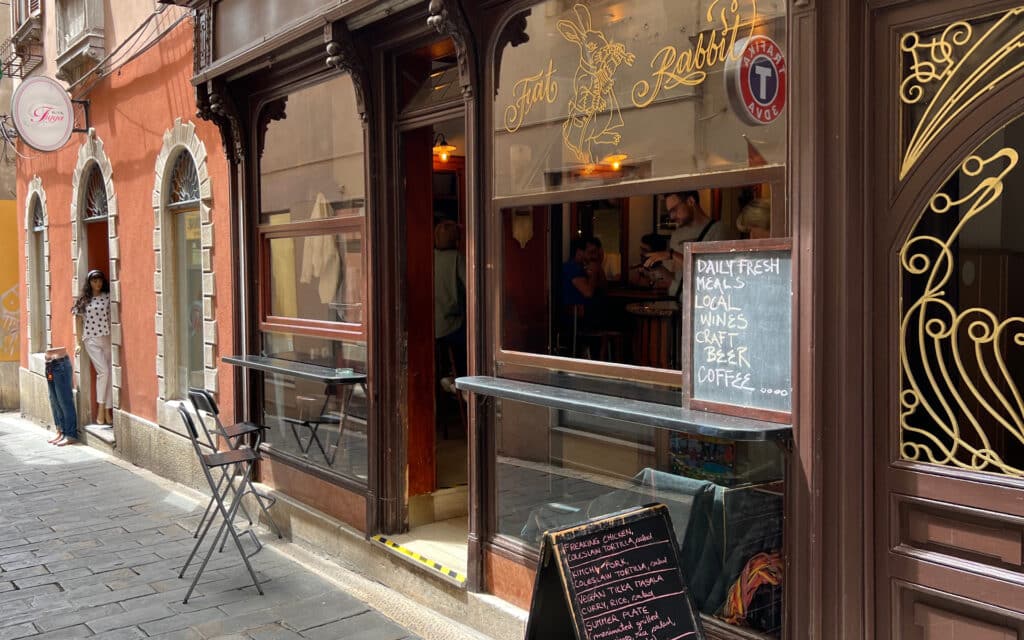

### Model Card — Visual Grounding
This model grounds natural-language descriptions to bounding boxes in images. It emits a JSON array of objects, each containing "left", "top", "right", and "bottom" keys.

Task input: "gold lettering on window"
[
  {"left": 504, "top": 60, "right": 559, "bottom": 133},
  {"left": 632, "top": 0, "right": 757, "bottom": 108}
]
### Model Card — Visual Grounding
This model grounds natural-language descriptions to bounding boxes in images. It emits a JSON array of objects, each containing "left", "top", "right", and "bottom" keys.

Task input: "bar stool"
[
  {"left": 187, "top": 388, "right": 281, "bottom": 540},
  {"left": 176, "top": 406, "right": 263, "bottom": 603}
]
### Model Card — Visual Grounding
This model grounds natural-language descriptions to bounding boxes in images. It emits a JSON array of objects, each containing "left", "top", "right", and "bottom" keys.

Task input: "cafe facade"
[{"left": 163, "top": 0, "right": 1024, "bottom": 638}]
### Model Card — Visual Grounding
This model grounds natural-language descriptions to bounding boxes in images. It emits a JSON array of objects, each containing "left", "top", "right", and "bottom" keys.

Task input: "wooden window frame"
[{"left": 257, "top": 216, "right": 367, "bottom": 342}]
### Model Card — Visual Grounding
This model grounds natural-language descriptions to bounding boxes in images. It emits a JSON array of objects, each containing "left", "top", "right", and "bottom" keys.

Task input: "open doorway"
[
  {"left": 79, "top": 206, "right": 110, "bottom": 426},
  {"left": 392, "top": 115, "right": 469, "bottom": 581}
]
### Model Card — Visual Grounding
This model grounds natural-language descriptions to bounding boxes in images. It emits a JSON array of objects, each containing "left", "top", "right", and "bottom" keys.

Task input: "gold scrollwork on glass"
[
  {"left": 899, "top": 7, "right": 1024, "bottom": 179},
  {"left": 900, "top": 146, "right": 1024, "bottom": 476}
]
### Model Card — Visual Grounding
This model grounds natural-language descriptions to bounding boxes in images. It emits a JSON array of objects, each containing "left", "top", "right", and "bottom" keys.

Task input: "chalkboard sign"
[
  {"left": 682, "top": 239, "right": 792, "bottom": 423},
  {"left": 524, "top": 504, "right": 705, "bottom": 640}
]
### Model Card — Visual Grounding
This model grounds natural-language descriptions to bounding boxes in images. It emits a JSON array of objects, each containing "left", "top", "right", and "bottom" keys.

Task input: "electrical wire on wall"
[
  {"left": 69, "top": 4, "right": 191, "bottom": 97},
  {"left": 0, "top": 4, "right": 192, "bottom": 160}
]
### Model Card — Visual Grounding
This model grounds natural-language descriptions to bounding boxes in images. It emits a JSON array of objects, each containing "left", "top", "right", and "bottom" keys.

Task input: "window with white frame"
[{"left": 167, "top": 151, "right": 204, "bottom": 398}]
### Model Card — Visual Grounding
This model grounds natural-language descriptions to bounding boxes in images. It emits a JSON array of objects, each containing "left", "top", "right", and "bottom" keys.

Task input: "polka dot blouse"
[{"left": 79, "top": 293, "right": 111, "bottom": 339}]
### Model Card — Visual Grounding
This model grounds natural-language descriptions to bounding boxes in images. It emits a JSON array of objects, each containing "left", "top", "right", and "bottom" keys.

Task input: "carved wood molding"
[
  {"left": 427, "top": 0, "right": 475, "bottom": 98},
  {"left": 494, "top": 10, "right": 530, "bottom": 97},
  {"left": 197, "top": 79, "right": 245, "bottom": 164},
  {"left": 256, "top": 97, "right": 288, "bottom": 160},
  {"left": 324, "top": 22, "right": 370, "bottom": 121}
]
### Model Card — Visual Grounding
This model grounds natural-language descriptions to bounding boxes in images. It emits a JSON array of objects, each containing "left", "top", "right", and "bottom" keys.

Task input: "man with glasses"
[{"left": 644, "top": 191, "right": 725, "bottom": 298}]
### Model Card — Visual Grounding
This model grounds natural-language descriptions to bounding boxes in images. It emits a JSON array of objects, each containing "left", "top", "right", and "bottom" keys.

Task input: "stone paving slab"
[{"left": 0, "top": 414, "right": 424, "bottom": 639}]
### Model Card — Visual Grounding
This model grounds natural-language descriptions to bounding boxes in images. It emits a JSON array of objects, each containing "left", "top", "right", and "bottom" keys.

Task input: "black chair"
[
  {"left": 176, "top": 405, "right": 264, "bottom": 603},
  {"left": 187, "top": 388, "right": 281, "bottom": 540}
]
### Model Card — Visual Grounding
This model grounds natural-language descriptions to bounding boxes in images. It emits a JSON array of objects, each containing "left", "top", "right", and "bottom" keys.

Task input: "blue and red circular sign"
[{"left": 725, "top": 36, "right": 787, "bottom": 126}]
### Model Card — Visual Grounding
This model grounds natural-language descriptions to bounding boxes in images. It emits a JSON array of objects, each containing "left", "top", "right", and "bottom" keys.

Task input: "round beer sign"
[
  {"left": 725, "top": 36, "right": 787, "bottom": 126},
  {"left": 12, "top": 76, "right": 74, "bottom": 152}
]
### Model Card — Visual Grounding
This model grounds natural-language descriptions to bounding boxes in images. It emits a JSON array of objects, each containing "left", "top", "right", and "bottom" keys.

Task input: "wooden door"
[
  {"left": 872, "top": 4, "right": 1024, "bottom": 637},
  {"left": 403, "top": 126, "right": 437, "bottom": 498}
]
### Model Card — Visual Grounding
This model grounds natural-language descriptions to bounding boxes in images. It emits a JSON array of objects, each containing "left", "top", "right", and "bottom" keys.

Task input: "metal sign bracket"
[{"left": 72, "top": 99, "right": 90, "bottom": 133}]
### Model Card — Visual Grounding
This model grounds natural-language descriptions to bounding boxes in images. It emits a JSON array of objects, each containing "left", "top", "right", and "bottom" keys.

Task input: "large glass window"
[
  {"left": 491, "top": 1, "right": 788, "bottom": 636},
  {"left": 173, "top": 209, "right": 203, "bottom": 394},
  {"left": 168, "top": 153, "right": 204, "bottom": 398},
  {"left": 257, "top": 73, "right": 368, "bottom": 483}
]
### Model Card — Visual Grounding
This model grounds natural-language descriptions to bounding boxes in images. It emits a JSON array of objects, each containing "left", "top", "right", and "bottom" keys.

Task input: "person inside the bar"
[
  {"left": 736, "top": 198, "right": 772, "bottom": 239},
  {"left": 561, "top": 235, "right": 611, "bottom": 354},
  {"left": 630, "top": 232, "right": 670, "bottom": 288},
  {"left": 434, "top": 219, "right": 466, "bottom": 394},
  {"left": 644, "top": 191, "right": 726, "bottom": 297}
]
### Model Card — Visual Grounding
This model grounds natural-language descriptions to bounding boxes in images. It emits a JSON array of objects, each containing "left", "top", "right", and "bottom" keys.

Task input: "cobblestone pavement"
[{"left": 0, "top": 413, "right": 429, "bottom": 640}]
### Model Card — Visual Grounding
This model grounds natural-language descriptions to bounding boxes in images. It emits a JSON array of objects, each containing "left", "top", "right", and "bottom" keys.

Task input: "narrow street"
[{"left": 0, "top": 413, "right": 474, "bottom": 640}]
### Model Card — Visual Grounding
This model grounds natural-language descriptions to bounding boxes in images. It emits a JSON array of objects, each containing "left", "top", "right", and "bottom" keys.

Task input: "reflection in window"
[
  {"left": 260, "top": 75, "right": 365, "bottom": 226},
  {"left": 173, "top": 209, "right": 203, "bottom": 397},
  {"left": 501, "top": 185, "right": 770, "bottom": 370},
  {"left": 267, "top": 231, "right": 363, "bottom": 324},
  {"left": 492, "top": 0, "right": 786, "bottom": 197},
  {"left": 900, "top": 118, "right": 1024, "bottom": 477},
  {"left": 260, "top": 332, "right": 368, "bottom": 482},
  {"left": 494, "top": 398, "right": 784, "bottom": 635},
  {"left": 257, "top": 73, "right": 369, "bottom": 483}
]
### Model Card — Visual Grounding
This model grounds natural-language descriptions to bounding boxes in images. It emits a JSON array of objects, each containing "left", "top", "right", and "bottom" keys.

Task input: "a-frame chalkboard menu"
[{"left": 524, "top": 504, "right": 705, "bottom": 640}]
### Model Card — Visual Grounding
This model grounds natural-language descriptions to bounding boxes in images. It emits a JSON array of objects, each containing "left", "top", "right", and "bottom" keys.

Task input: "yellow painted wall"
[{"left": 0, "top": 200, "right": 18, "bottom": 361}]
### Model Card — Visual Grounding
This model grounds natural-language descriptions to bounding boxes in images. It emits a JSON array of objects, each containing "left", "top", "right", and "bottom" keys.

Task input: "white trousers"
[{"left": 83, "top": 335, "right": 112, "bottom": 408}]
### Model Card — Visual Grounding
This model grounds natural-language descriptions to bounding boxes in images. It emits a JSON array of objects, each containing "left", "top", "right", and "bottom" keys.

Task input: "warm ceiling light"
[{"left": 433, "top": 132, "right": 456, "bottom": 162}]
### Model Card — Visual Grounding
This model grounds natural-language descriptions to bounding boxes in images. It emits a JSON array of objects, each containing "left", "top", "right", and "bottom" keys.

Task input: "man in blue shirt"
[
  {"left": 562, "top": 235, "right": 605, "bottom": 307},
  {"left": 561, "top": 236, "right": 610, "bottom": 358}
]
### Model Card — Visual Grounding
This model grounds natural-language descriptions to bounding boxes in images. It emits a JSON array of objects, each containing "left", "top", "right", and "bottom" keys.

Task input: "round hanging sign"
[
  {"left": 11, "top": 76, "right": 74, "bottom": 152},
  {"left": 725, "top": 35, "right": 787, "bottom": 126}
]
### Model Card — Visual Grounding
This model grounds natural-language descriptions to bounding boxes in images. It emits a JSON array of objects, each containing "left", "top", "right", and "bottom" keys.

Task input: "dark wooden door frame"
[{"left": 369, "top": 11, "right": 484, "bottom": 592}]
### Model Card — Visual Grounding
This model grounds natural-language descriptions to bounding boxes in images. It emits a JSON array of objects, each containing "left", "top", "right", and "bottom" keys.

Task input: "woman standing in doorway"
[{"left": 72, "top": 269, "right": 112, "bottom": 425}]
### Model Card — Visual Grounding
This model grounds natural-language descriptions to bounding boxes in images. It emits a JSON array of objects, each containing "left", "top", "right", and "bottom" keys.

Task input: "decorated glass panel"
[
  {"left": 493, "top": 0, "right": 787, "bottom": 198},
  {"left": 899, "top": 8, "right": 1024, "bottom": 179},
  {"left": 900, "top": 117, "right": 1024, "bottom": 477},
  {"left": 168, "top": 152, "right": 200, "bottom": 206},
  {"left": 31, "top": 196, "right": 44, "bottom": 231},
  {"left": 84, "top": 165, "right": 107, "bottom": 220}
]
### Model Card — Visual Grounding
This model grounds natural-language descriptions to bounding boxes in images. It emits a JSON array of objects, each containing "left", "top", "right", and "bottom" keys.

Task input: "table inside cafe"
[
  {"left": 603, "top": 288, "right": 679, "bottom": 369},
  {"left": 222, "top": 355, "right": 367, "bottom": 468}
]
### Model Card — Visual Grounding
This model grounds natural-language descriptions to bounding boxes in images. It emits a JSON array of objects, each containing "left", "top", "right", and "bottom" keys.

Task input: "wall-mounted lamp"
[{"left": 433, "top": 132, "right": 456, "bottom": 162}]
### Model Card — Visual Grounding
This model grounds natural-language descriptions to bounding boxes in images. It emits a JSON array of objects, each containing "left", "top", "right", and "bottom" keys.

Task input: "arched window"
[
  {"left": 168, "top": 151, "right": 204, "bottom": 397},
  {"left": 29, "top": 195, "right": 46, "bottom": 352},
  {"left": 169, "top": 151, "right": 200, "bottom": 208},
  {"left": 84, "top": 165, "right": 108, "bottom": 220}
]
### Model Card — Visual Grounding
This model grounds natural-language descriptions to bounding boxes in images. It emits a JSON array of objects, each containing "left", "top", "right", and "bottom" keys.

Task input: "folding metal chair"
[
  {"left": 176, "top": 406, "right": 263, "bottom": 603},
  {"left": 187, "top": 388, "right": 281, "bottom": 540}
]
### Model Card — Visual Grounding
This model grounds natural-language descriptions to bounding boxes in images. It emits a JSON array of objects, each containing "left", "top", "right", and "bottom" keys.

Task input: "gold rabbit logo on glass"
[{"left": 557, "top": 3, "right": 636, "bottom": 165}]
